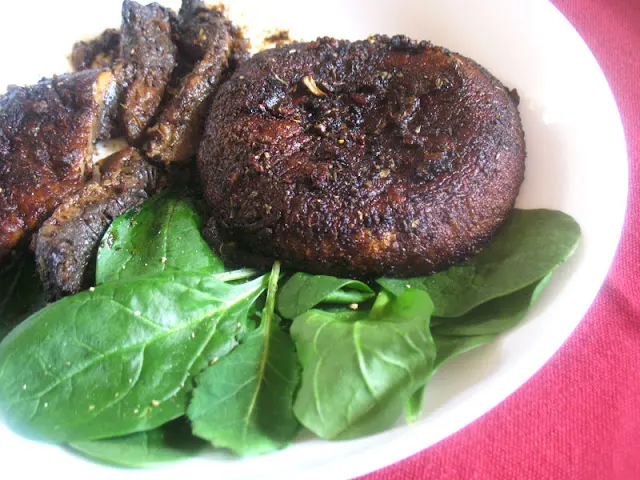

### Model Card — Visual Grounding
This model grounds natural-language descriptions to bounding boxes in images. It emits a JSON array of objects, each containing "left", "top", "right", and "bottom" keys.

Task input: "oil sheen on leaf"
[
  {"left": 0, "top": 272, "right": 266, "bottom": 443},
  {"left": 291, "top": 289, "right": 436, "bottom": 439}
]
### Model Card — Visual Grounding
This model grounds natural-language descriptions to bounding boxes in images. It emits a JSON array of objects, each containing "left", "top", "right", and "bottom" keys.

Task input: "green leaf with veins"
[
  {"left": 404, "top": 334, "right": 496, "bottom": 422},
  {"left": 96, "top": 192, "right": 224, "bottom": 284},
  {"left": 276, "top": 272, "right": 374, "bottom": 319},
  {"left": 0, "top": 252, "right": 46, "bottom": 342},
  {"left": 433, "top": 335, "right": 498, "bottom": 369},
  {"left": 188, "top": 262, "right": 301, "bottom": 456},
  {"left": 0, "top": 271, "right": 266, "bottom": 444},
  {"left": 404, "top": 274, "right": 551, "bottom": 421},
  {"left": 432, "top": 273, "right": 552, "bottom": 337},
  {"left": 377, "top": 209, "right": 580, "bottom": 317},
  {"left": 291, "top": 289, "right": 436, "bottom": 439},
  {"left": 69, "top": 417, "right": 206, "bottom": 468}
]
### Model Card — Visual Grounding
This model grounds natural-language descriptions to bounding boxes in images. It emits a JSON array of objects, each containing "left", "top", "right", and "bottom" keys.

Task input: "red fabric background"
[{"left": 362, "top": 0, "right": 640, "bottom": 478}]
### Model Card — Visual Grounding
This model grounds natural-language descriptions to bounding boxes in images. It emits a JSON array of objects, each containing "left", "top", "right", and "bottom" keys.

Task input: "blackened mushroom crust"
[
  {"left": 118, "top": 0, "right": 178, "bottom": 145},
  {"left": 0, "top": 69, "right": 119, "bottom": 261},
  {"left": 34, "top": 147, "right": 159, "bottom": 300},
  {"left": 198, "top": 35, "right": 526, "bottom": 278},
  {"left": 146, "top": 0, "right": 250, "bottom": 165}
]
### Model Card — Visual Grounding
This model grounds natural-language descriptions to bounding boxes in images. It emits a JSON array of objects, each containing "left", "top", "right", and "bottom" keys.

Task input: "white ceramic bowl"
[{"left": 0, "top": 1, "right": 627, "bottom": 478}]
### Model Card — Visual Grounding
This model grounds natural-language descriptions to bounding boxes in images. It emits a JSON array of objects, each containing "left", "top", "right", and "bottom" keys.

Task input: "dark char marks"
[
  {"left": 35, "top": 147, "right": 159, "bottom": 299},
  {"left": 198, "top": 35, "right": 526, "bottom": 278}
]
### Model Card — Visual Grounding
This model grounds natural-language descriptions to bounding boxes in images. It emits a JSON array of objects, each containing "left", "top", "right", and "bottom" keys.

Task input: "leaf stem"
[
  {"left": 212, "top": 268, "right": 262, "bottom": 283},
  {"left": 263, "top": 262, "right": 281, "bottom": 330}
]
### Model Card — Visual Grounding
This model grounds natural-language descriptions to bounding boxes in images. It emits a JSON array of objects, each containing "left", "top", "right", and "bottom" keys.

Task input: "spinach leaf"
[
  {"left": 0, "top": 252, "right": 46, "bottom": 342},
  {"left": 377, "top": 209, "right": 580, "bottom": 317},
  {"left": 277, "top": 272, "right": 374, "bottom": 319},
  {"left": 432, "top": 273, "right": 552, "bottom": 337},
  {"left": 96, "top": 192, "right": 224, "bottom": 284},
  {"left": 69, "top": 418, "right": 205, "bottom": 468},
  {"left": 404, "top": 275, "right": 551, "bottom": 421},
  {"left": 291, "top": 289, "right": 436, "bottom": 439},
  {"left": 0, "top": 271, "right": 266, "bottom": 443},
  {"left": 433, "top": 334, "right": 498, "bottom": 369},
  {"left": 404, "top": 385, "right": 430, "bottom": 424},
  {"left": 188, "top": 262, "right": 301, "bottom": 456},
  {"left": 334, "top": 391, "right": 410, "bottom": 440},
  {"left": 404, "top": 334, "right": 496, "bottom": 422},
  {"left": 188, "top": 269, "right": 266, "bottom": 377}
]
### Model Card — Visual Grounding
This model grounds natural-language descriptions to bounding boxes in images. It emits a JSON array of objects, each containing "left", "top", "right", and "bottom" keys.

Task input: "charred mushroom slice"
[
  {"left": 71, "top": 29, "right": 121, "bottom": 72},
  {"left": 118, "top": 0, "right": 178, "bottom": 145},
  {"left": 145, "top": 0, "right": 248, "bottom": 165},
  {"left": 35, "top": 147, "right": 159, "bottom": 300},
  {"left": 0, "top": 69, "right": 119, "bottom": 261}
]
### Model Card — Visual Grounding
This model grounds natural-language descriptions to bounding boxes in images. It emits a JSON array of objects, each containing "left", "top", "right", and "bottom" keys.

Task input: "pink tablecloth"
[{"left": 363, "top": 0, "right": 640, "bottom": 478}]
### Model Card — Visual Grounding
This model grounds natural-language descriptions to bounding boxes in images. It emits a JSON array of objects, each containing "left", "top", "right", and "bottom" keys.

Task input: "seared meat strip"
[
  {"left": 0, "top": 69, "right": 119, "bottom": 261},
  {"left": 71, "top": 29, "right": 121, "bottom": 72},
  {"left": 145, "top": 0, "right": 249, "bottom": 165},
  {"left": 35, "top": 147, "right": 159, "bottom": 299},
  {"left": 118, "top": 0, "right": 178, "bottom": 145},
  {"left": 198, "top": 36, "right": 526, "bottom": 278}
]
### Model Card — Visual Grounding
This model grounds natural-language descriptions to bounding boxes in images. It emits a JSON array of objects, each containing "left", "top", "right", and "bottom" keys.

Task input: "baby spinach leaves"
[
  {"left": 431, "top": 273, "right": 552, "bottom": 337},
  {"left": 400, "top": 273, "right": 554, "bottom": 421},
  {"left": 433, "top": 334, "right": 498, "bottom": 369},
  {"left": 69, "top": 418, "right": 206, "bottom": 468},
  {"left": 188, "top": 262, "right": 301, "bottom": 456},
  {"left": 0, "top": 252, "right": 46, "bottom": 342},
  {"left": 96, "top": 192, "right": 224, "bottom": 284},
  {"left": 377, "top": 209, "right": 580, "bottom": 425},
  {"left": 291, "top": 289, "right": 436, "bottom": 439},
  {"left": 0, "top": 272, "right": 266, "bottom": 443},
  {"left": 0, "top": 194, "right": 582, "bottom": 464},
  {"left": 404, "top": 334, "right": 497, "bottom": 422},
  {"left": 377, "top": 209, "right": 580, "bottom": 317},
  {"left": 277, "top": 272, "right": 374, "bottom": 319}
]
